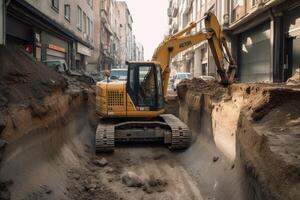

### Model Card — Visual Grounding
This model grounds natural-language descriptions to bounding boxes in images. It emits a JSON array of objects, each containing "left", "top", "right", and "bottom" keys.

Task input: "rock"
[
  {"left": 147, "top": 176, "right": 167, "bottom": 188},
  {"left": 142, "top": 184, "right": 154, "bottom": 194},
  {"left": 155, "top": 186, "right": 166, "bottom": 193},
  {"left": 73, "top": 173, "right": 80, "bottom": 180},
  {"left": 40, "top": 184, "right": 52, "bottom": 194},
  {"left": 0, "top": 139, "right": 7, "bottom": 150},
  {"left": 108, "top": 178, "right": 113, "bottom": 183},
  {"left": 88, "top": 183, "right": 97, "bottom": 190},
  {"left": 147, "top": 175, "right": 158, "bottom": 187},
  {"left": 287, "top": 68, "right": 300, "bottom": 85},
  {"left": 94, "top": 158, "right": 108, "bottom": 167},
  {"left": 213, "top": 156, "right": 219, "bottom": 162},
  {"left": 287, "top": 118, "right": 300, "bottom": 127},
  {"left": 0, "top": 180, "right": 13, "bottom": 200},
  {"left": 121, "top": 171, "right": 144, "bottom": 187},
  {"left": 106, "top": 167, "right": 114, "bottom": 173},
  {"left": 30, "top": 102, "right": 49, "bottom": 118},
  {"left": 0, "top": 113, "right": 6, "bottom": 134}
]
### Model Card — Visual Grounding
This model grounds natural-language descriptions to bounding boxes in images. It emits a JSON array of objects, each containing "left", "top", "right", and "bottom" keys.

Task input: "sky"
[{"left": 123, "top": 0, "right": 169, "bottom": 60}]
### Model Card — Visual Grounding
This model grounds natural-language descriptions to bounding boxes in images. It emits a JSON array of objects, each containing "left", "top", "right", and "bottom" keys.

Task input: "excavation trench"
[{"left": 1, "top": 79, "right": 299, "bottom": 200}]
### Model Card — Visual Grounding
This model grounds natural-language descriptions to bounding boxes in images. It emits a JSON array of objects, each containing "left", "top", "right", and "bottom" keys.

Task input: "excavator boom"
[{"left": 152, "top": 12, "right": 236, "bottom": 96}]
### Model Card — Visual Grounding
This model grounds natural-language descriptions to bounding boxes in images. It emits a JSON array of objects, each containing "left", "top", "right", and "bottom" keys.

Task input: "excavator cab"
[{"left": 126, "top": 61, "right": 164, "bottom": 111}]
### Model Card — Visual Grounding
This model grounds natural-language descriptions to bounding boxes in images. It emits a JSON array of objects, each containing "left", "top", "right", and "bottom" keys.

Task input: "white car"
[
  {"left": 42, "top": 59, "right": 68, "bottom": 73},
  {"left": 173, "top": 72, "right": 192, "bottom": 90},
  {"left": 110, "top": 69, "right": 128, "bottom": 81}
]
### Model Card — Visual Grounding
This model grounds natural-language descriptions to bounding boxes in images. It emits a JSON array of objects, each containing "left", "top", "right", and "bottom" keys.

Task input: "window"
[
  {"left": 87, "top": 0, "right": 93, "bottom": 9},
  {"left": 51, "top": 0, "right": 59, "bottom": 12},
  {"left": 233, "top": 0, "right": 244, "bottom": 8},
  {"left": 87, "top": 17, "right": 90, "bottom": 36},
  {"left": 83, "top": 12, "right": 87, "bottom": 33},
  {"left": 252, "top": 0, "right": 258, "bottom": 7},
  {"left": 64, "top": 5, "right": 70, "bottom": 21},
  {"left": 90, "top": 21, "right": 93, "bottom": 41},
  {"left": 77, "top": 6, "right": 82, "bottom": 31}
]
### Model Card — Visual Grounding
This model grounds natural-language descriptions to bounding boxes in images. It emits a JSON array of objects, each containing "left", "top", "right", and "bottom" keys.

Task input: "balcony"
[
  {"left": 172, "top": 6, "right": 178, "bottom": 17},
  {"left": 183, "top": 0, "right": 193, "bottom": 15}
]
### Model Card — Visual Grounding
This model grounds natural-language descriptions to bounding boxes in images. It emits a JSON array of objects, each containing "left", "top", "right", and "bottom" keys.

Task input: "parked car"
[
  {"left": 110, "top": 68, "right": 128, "bottom": 81},
  {"left": 42, "top": 59, "right": 68, "bottom": 73},
  {"left": 173, "top": 72, "right": 192, "bottom": 90},
  {"left": 42, "top": 59, "right": 96, "bottom": 84}
]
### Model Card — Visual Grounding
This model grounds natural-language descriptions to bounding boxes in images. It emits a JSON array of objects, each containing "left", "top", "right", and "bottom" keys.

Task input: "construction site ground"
[{"left": 0, "top": 46, "right": 300, "bottom": 200}]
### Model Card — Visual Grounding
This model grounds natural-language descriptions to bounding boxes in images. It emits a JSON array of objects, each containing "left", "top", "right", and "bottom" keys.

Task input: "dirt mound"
[
  {"left": 0, "top": 45, "right": 67, "bottom": 108},
  {"left": 177, "top": 78, "right": 226, "bottom": 100}
]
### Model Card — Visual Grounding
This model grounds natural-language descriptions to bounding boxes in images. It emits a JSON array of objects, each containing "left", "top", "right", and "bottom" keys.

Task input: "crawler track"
[
  {"left": 161, "top": 114, "right": 192, "bottom": 150},
  {"left": 95, "top": 123, "right": 115, "bottom": 152},
  {"left": 95, "top": 114, "right": 191, "bottom": 152}
]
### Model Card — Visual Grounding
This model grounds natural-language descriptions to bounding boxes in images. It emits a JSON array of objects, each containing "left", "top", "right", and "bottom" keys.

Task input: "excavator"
[{"left": 95, "top": 12, "right": 236, "bottom": 152}]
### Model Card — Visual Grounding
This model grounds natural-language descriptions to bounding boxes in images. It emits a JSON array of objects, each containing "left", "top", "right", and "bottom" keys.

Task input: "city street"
[{"left": 1, "top": 0, "right": 300, "bottom": 200}]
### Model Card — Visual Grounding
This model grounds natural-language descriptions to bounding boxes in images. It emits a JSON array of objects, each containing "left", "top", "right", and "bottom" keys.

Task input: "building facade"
[
  {"left": 168, "top": 0, "right": 228, "bottom": 78},
  {"left": 227, "top": 0, "right": 300, "bottom": 83},
  {"left": 90, "top": 0, "right": 142, "bottom": 71},
  {"left": 117, "top": 1, "right": 133, "bottom": 68},
  {"left": 168, "top": 0, "right": 300, "bottom": 83},
  {"left": 135, "top": 42, "right": 144, "bottom": 61},
  {"left": 6, "top": 0, "right": 93, "bottom": 70}
]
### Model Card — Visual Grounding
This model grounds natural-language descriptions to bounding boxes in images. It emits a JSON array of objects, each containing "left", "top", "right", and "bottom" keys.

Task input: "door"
[
  {"left": 239, "top": 23, "right": 271, "bottom": 82},
  {"left": 285, "top": 36, "right": 300, "bottom": 79},
  {"left": 126, "top": 63, "right": 163, "bottom": 111}
]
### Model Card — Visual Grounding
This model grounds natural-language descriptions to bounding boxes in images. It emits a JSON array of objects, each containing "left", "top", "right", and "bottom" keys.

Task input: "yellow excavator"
[{"left": 95, "top": 12, "right": 236, "bottom": 152}]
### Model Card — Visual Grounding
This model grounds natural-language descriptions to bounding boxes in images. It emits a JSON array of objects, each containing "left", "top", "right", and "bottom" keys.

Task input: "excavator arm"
[{"left": 152, "top": 12, "right": 236, "bottom": 97}]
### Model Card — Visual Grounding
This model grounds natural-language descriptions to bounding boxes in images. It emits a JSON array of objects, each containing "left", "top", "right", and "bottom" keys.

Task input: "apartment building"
[
  {"left": 90, "top": 0, "right": 122, "bottom": 71},
  {"left": 227, "top": 0, "right": 300, "bottom": 83},
  {"left": 110, "top": 0, "right": 122, "bottom": 68},
  {"left": 136, "top": 42, "right": 144, "bottom": 61},
  {"left": 169, "top": 0, "right": 300, "bottom": 83},
  {"left": 91, "top": 0, "right": 142, "bottom": 71},
  {"left": 5, "top": 0, "right": 93, "bottom": 70},
  {"left": 117, "top": 1, "right": 133, "bottom": 68},
  {"left": 168, "top": 0, "right": 227, "bottom": 77}
]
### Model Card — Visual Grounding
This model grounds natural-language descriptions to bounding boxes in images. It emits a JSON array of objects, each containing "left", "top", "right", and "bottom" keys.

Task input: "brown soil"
[
  {"left": 178, "top": 79, "right": 300, "bottom": 200},
  {"left": 177, "top": 78, "right": 227, "bottom": 101},
  {"left": 0, "top": 45, "right": 67, "bottom": 109}
]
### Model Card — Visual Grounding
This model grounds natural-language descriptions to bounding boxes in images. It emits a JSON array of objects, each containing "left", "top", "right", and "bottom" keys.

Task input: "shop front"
[
  {"left": 284, "top": 5, "right": 300, "bottom": 80},
  {"left": 41, "top": 32, "right": 68, "bottom": 63},
  {"left": 6, "top": 15, "right": 34, "bottom": 55},
  {"left": 76, "top": 42, "right": 91, "bottom": 70},
  {"left": 238, "top": 22, "right": 271, "bottom": 83}
]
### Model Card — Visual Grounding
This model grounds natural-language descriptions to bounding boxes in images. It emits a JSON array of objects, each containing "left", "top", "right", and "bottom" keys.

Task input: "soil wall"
[{"left": 177, "top": 81, "right": 300, "bottom": 200}]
